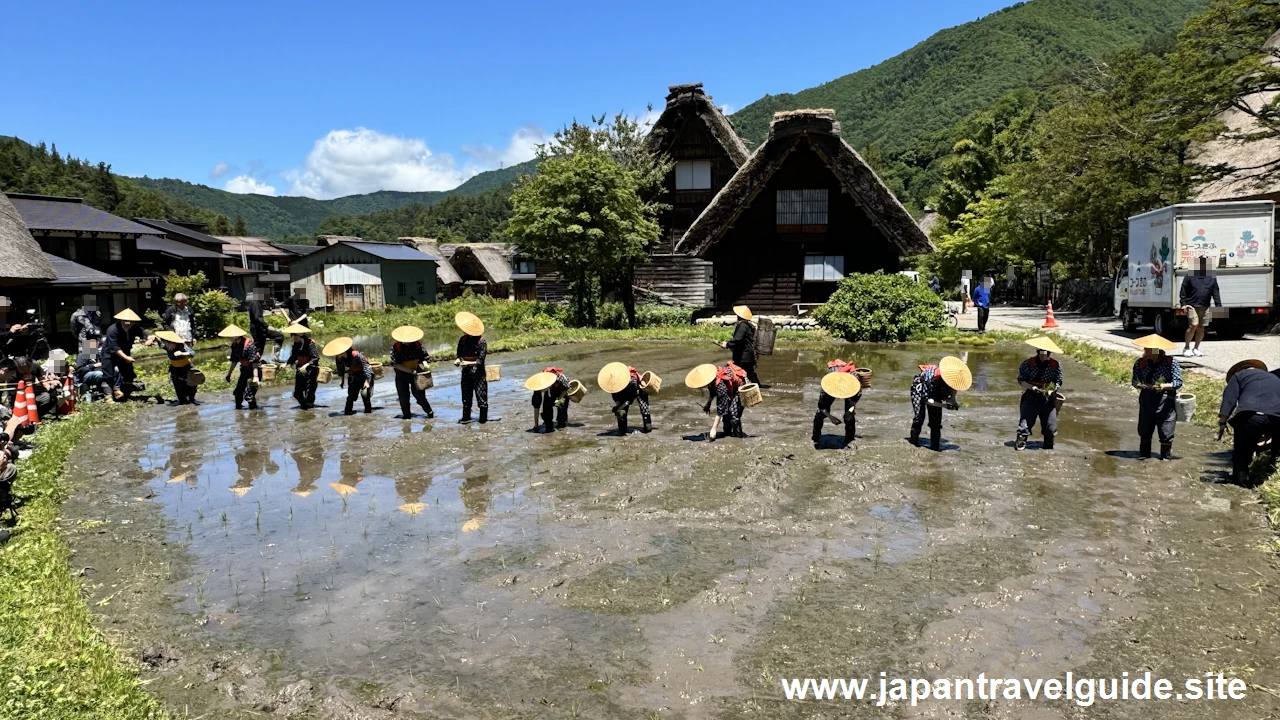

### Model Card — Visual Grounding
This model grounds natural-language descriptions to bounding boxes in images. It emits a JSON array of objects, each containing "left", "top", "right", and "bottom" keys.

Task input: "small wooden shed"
[{"left": 288, "top": 239, "right": 440, "bottom": 311}]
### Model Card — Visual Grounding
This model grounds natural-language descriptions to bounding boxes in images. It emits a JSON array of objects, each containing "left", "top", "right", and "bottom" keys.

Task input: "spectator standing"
[
  {"left": 1179, "top": 257, "right": 1221, "bottom": 357},
  {"left": 244, "top": 290, "right": 283, "bottom": 361},
  {"left": 929, "top": 275, "right": 941, "bottom": 295},
  {"left": 281, "top": 288, "right": 311, "bottom": 328},
  {"left": 68, "top": 294, "right": 103, "bottom": 352},
  {"left": 162, "top": 293, "right": 196, "bottom": 344},
  {"left": 971, "top": 277, "right": 993, "bottom": 333}
]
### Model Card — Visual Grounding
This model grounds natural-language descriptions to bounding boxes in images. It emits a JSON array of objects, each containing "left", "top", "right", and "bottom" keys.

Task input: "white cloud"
[
  {"left": 461, "top": 125, "right": 551, "bottom": 169},
  {"left": 285, "top": 127, "right": 473, "bottom": 199},
  {"left": 224, "top": 175, "right": 277, "bottom": 196},
  {"left": 210, "top": 161, "right": 234, "bottom": 180}
]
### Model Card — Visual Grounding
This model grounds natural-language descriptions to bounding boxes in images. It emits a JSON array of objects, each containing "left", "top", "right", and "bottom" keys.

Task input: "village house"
[
  {"left": 213, "top": 234, "right": 298, "bottom": 301},
  {"left": 131, "top": 218, "right": 230, "bottom": 288},
  {"left": 674, "top": 109, "right": 932, "bottom": 313},
  {"left": 398, "top": 238, "right": 537, "bottom": 301},
  {"left": 289, "top": 237, "right": 440, "bottom": 312}
]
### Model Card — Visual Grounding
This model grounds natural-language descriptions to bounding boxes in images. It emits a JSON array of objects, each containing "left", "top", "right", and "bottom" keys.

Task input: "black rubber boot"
[
  {"left": 844, "top": 420, "right": 856, "bottom": 444},
  {"left": 1139, "top": 441, "right": 1152, "bottom": 459},
  {"left": 733, "top": 421, "right": 745, "bottom": 438},
  {"left": 478, "top": 409, "right": 488, "bottom": 424},
  {"left": 248, "top": 401, "right": 258, "bottom": 410},
  {"left": 1042, "top": 434, "right": 1054, "bottom": 450},
  {"left": 930, "top": 427, "right": 942, "bottom": 451},
  {"left": 459, "top": 409, "right": 472, "bottom": 424},
  {"left": 424, "top": 403, "right": 434, "bottom": 419},
  {"left": 616, "top": 415, "right": 628, "bottom": 436},
  {"left": 1159, "top": 443, "right": 1173, "bottom": 461},
  {"left": 811, "top": 415, "right": 824, "bottom": 444},
  {"left": 1015, "top": 432, "right": 1028, "bottom": 451},
  {"left": 641, "top": 420, "right": 651, "bottom": 434},
  {"left": 909, "top": 432, "right": 920, "bottom": 446}
]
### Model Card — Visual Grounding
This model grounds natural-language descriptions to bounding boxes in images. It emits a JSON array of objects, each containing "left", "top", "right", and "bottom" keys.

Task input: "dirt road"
[{"left": 61, "top": 340, "right": 1279, "bottom": 718}]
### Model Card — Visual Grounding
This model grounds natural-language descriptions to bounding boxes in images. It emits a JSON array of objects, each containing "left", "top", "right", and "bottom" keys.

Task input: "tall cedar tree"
[{"left": 233, "top": 215, "right": 248, "bottom": 236}]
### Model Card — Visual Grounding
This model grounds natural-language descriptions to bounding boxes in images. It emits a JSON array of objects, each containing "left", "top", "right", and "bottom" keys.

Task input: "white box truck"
[{"left": 1114, "top": 201, "right": 1274, "bottom": 338}]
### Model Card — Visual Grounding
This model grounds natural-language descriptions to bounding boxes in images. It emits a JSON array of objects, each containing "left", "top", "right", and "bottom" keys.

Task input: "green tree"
[
  {"left": 211, "top": 215, "right": 232, "bottom": 235},
  {"left": 507, "top": 123, "right": 661, "bottom": 327},
  {"left": 232, "top": 214, "right": 248, "bottom": 236},
  {"left": 161, "top": 270, "right": 208, "bottom": 303}
]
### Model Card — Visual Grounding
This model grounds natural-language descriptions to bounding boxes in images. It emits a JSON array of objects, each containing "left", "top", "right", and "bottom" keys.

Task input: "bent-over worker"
[
  {"left": 687, "top": 362, "right": 746, "bottom": 442},
  {"left": 1219, "top": 359, "right": 1280, "bottom": 485},
  {"left": 390, "top": 325, "right": 434, "bottom": 419},
  {"left": 909, "top": 356, "right": 971, "bottom": 451},
  {"left": 1016, "top": 336, "right": 1065, "bottom": 450},
  {"left": 156, "top": 330, "right": 198, "bottom": 405},
  {"left": 453, "top": 312, "right": 489, "bottom": 423},
  {"left": 528, "top": 368, "right": 571, "bottom": 433},
  {"left": 326, "top": 337, "right": 374, "bottom": 415},
  {"left": 813, "top": 359, "right": 863, "bottom": 447},
  {"left": 1130, "top": 334, "right": 1183, "bottom": 460},
  {"left": 599, "top": 362, "right": 651, "bottom": 435}
]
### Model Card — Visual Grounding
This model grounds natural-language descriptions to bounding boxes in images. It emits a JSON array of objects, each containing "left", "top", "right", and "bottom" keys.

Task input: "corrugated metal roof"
[
  {"left": 136, "top": 234, "right": 229, "bottom": 259},
  {"left": 42, "top": 252, "right": 126, "bottom": 285},
  {"left": 274, "top": 243, "right": 323, "bottom": 256},
  {"left": 132, "top": 218, "right": 226, "bottom": 249},
  {"left": 6, "top": 193, "right": 158, "bottom": 235},
  {"left": 213, "top": 235, "right": 296, "bottom": 258},
  {"left": 338, "top": 240, "right": 439, "bottom": 261}
]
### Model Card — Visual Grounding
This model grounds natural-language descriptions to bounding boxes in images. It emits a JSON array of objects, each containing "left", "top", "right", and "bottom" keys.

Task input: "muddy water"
[{"left": 63, "top": 341, "right": 1280, "bottom": 719}]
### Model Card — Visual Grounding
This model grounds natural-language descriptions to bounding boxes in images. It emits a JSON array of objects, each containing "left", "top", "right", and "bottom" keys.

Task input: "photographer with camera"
[{"left": 69, "top": 294, "right": 104, "bottom": 353}]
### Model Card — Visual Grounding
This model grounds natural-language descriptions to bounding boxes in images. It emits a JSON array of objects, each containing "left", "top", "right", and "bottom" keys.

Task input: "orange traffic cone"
[
  {"left": 60, "top": 376, "right": 77, "bottom": 415},
  {"left": 1042, "top": 301, "right": 1059, "bottom": 330},
  {"left": 12, "top": 380, "right": 29, "bottom": 427},
  {"left": 25, "top": 379, "right": 39, "bottom": 426}
]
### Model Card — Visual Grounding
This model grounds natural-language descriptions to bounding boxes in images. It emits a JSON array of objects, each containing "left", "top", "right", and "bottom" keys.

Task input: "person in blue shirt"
[{"left": 971, "top": 277, "right": 993, "bottom": 332}]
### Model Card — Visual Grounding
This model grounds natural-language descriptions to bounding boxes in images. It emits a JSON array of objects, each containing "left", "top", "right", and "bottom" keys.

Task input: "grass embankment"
[{"left": 0, "top": 403, "right": 165, "bottom": 720}]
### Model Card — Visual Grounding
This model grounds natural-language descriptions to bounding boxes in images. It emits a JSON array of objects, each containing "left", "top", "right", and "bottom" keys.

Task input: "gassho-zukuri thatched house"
[{"left": 673, "top": 108, "right": 932, "bottom": 313}]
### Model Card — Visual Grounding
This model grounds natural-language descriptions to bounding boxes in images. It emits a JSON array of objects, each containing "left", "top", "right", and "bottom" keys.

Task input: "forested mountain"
[{"left": 729, "top": 0, "right": 1210, "bottom": 208}]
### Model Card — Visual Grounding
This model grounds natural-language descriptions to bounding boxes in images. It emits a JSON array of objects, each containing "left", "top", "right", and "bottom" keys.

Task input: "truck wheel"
[
  {"left": 1153, "top": 311, "right": 1174, "bottom": 339},
  {"left": 1120, "top": 303, "right": 1137, "bottom": 332},
  {"left": 1214, "top": 324, "right": 1245, "bottom": 340}
]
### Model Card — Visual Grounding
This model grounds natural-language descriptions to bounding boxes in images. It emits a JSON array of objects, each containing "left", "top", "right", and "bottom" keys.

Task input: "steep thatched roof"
[
  {"left": 917, "top": 210, "right": 940, "bottom": 237},
  {"left": 649, "top": 83, "right": 751, "bottom": 167},
  {"left": 399, "top": 237, "right": 462, "bottom": 285},
  {"left": 675, "top": 110, "right": 933, "bottom": 257},
  {"left": 440, "top": 243, "right": 514, "bottom": 285},
  {"left": 1194, "top": 30, "right": 1280, "bottom": 202},
  {"left": 0, "top": 193, "right": 57, "bottom": 282}
]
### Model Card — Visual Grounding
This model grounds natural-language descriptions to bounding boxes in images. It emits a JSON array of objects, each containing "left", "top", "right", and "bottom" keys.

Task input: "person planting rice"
[
  {"left": 283, "top": 324, "right": 319, "bottom": 410},
  {"left": 687, "top": 362, "right": 746, "bottom": 442},
  {"left": 599, "top": 362, "right": 652, "bottom": 436},
  {"left": 1218, "top": 359, "right": 1280, "bottom": 484},
  {"left": 390, "top": 325, "right": 434, "bottom": 420},
  {"left": 219, "top": 324, "right": 262, "bottom": 410},
  {"left": 812, "top": 359, "right": 863, "bottom": 448},
  {"left": 155, "top": 330, "right": 197, "bottom": 405},
  {"left": 719, "top": 305, "right": 761, "bottom": 386},
  {"left": 1131, "top": 334, "right": 1183, "bottom": 460},
  {"left": 100, "top": 308, "right": 155, "bottom": 402},
  {"left": 453, "top": 312, "right": 489, "bottom": 424},
  {"left": 527, "top": 367, "right": 571, "bottom": 433},
  {"left": 909, "top": 356, "right": 970, "bottom": 450},
  {"left": 1016, "top": 336, "right": 1065, "bottom": 451},
  {"left": 325, "top": 337, "right": 374, "bottom": 416}
]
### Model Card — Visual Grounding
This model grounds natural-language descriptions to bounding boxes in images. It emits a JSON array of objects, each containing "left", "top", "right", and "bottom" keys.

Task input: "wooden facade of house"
[
  {"left": 675, "top": 110, "right": 933, "bottom": 314},
  {"left": 288, "top": 240, "right": 439, "bottom": 312}
]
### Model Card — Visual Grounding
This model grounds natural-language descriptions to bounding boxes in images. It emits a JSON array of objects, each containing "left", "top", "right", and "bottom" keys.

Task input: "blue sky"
[{"left": 3, "top": 0, "right": 1014, "bottom": 199}]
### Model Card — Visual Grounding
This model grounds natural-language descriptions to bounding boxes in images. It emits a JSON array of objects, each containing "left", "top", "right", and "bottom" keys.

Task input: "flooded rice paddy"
[{"left": 62, "top": 341, "right": 1280, "bottom": 718}]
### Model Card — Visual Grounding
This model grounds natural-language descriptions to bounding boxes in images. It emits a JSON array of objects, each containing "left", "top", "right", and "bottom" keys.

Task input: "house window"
[
  {"left": 109, "top": 240, "right": 123, "bottom": 261},
  {"left": 397, "top": 281, "right": 407, "bottom": 297},
  {"left": 416, "top": 280, "right": 426, "bottom": 295},
  {"left": 777, "top": 189, "right": 828, "bottom": 226},
  {"left": 804, "top": 255, "right": 844, "bottom": 282},
  {"left": 344, "top": 284, "right": 362, "bottom": 298},
  {"left": 674, "top": 160, "right": 711, "bottom": 190},
  {"left": 515, "top": 260, "right": 535, "bottom": 275}
]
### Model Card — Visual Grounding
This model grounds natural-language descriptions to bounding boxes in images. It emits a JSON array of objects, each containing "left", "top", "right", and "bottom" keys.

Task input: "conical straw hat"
[
  {"left": 1132, "top": 334, "right": 1177, "bottom": 351},
  {"left": 685, "top": 363, "right": 718, "bottom": 389},
  {"left": 114, "top": 308, "right": 141, "bottom": 322},
  {"left": 1025, "top": 336, "right": 1063, "bottom": 354},
  {"left": 597, "top": 362, "right": 632, "bottom": 394},
  {"left": 283, "top": 323, "right": 311, "bottom": 335},
  {"left": 1227, "top": 359, "right": 1267, "bottom": 382},
  {"left": 938, "top": 356, "right": 972, "bottom": 391},
  {"left": 525, "top": 371, "right": 558, "bottom": 392},
  {"left": 218, "top": 324, "right": 247, "bottom": 338},
  {"left": 733, "top": 305, "right": 753, "bottom": 320},
  {"left": 154, "top": 330, "right": 185, "bottom": 344},
  {"left": 322, "top": 337, "right": 353, "bottom": 357},
  {"left": 455, "top": 312, "right": 484, "bottom": 336},
  {"left": 821, "top": 371, "right": 862, "bottom": 399},
  {"left": 392, "top": 325, "right": 424, "bottom": 343}
]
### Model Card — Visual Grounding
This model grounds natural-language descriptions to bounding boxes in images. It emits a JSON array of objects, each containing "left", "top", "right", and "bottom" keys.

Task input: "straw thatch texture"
[
  {"left": 400, "top": 237, "right": 463, "bottom": 285},
  {"left": 0, "top": 193, "right": 56, "bottom": 282},
  {"left": 675, "top": 110, "right": 933, "bottom": 257},
  {"left": 650, "top": 83, "right": 751, "bottom": 167}
]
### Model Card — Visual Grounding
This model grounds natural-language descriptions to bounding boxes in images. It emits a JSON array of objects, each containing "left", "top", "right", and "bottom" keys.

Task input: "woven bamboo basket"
[
  {"left": 414, "top": 369, "right": 434, "bottom": 390},
  {"left": 854, "top": 368, "right": 873, "bottom": 387},
  {"left": 317, "top": 366, "right": 333, "bottom": 383},
  {"left": 260, "top": 364, "right": 277, "bottom": 381},
  {"left": 640, "top": 371, "right": 662, "bottom": 395},
  {"left": 739, "top": 382, "right": 763, "bottom": 407},
  {"left": 567, "top": 379, "right": 587, "bottom": 403},
  {"left": 185, "top": 368, "right": 206, "bottom": 387},
  {"left": 1053, "top": 392, "right": 1066, "bottom": 412},
  {"left": 369, "top": 361, "right": 385, "bottom": 380},
  {"left": 486, "top": 365, "right": 501, "bottom": 382}
]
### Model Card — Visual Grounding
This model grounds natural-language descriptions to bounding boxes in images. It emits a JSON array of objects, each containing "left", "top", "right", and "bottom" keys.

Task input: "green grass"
[{"left": 0, "top": 403, "right": 167, "bottom": 720}]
